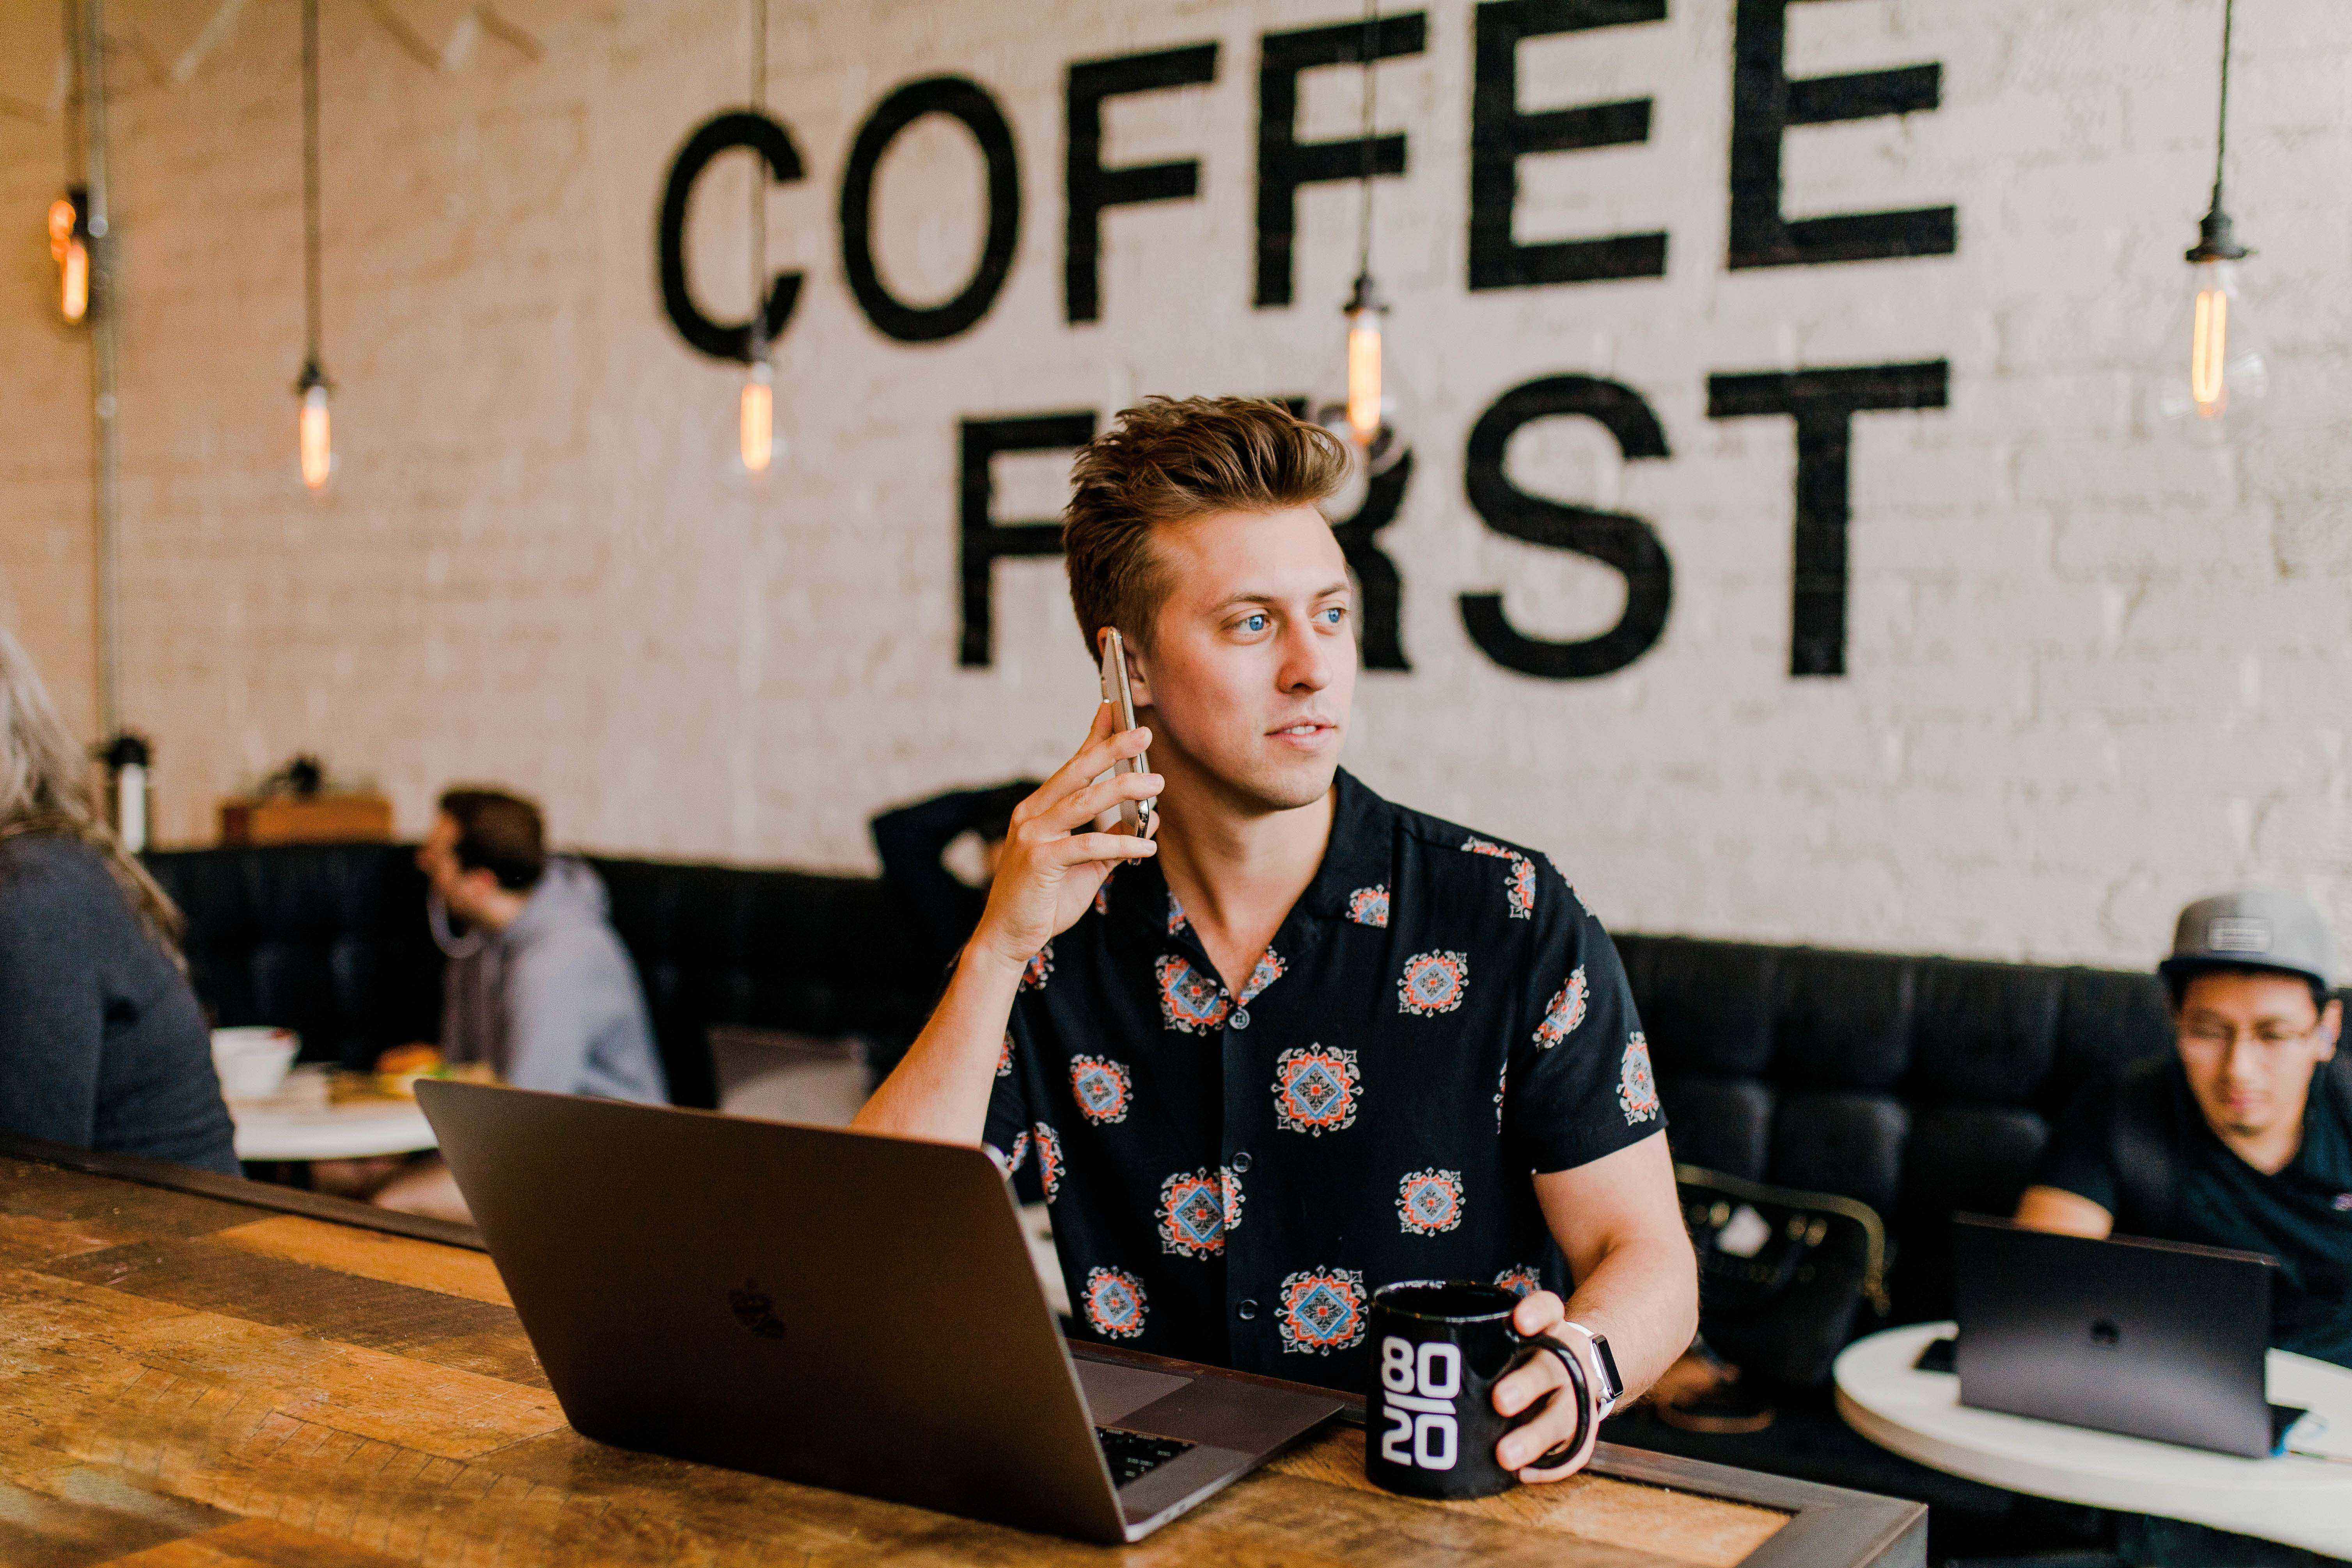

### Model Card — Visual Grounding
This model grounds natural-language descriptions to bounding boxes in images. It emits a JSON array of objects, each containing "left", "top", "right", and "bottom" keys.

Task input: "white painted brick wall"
[{"left": 2, "top": 0, "right": 2349, "bottom": 972}]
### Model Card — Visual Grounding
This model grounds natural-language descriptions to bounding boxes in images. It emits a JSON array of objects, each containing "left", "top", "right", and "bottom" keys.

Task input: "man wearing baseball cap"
[
  {"left": 2017, "top": 898, "right": 2348, "bottom": 1568},
  {"left": 2017, "top": 889, "right": 2351, "bottom": 1376}
]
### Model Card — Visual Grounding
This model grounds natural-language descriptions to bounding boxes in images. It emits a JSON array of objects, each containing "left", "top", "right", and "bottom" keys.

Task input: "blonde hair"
[{"left": 0, "top": 628, "right": 184, "bottom": 954}]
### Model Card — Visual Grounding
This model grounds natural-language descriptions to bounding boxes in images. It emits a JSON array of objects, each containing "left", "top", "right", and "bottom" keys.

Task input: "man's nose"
[{"left": 1279, "top": 624, "right": 1332, "bottom": 692}]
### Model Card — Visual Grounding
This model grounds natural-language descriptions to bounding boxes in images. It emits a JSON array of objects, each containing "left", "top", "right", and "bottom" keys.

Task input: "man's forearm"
[
  {"left": 851, "top": 944, "right": 1026, "bottom": 1144},
  {"left": 1530, "top": 1136, "right": 1700, "bottom": 1405},
  {"left": 1557, "top": 1234, "right": 1699, "bottom": 1403}
]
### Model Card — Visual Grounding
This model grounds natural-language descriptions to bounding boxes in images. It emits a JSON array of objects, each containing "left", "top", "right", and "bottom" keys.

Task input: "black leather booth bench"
[
  {"left": 143, "top": 843, "right": 2190, "bottom": 1550},
  {"left": 147, "top": 844, "right": 933, "bottom": 1114}
]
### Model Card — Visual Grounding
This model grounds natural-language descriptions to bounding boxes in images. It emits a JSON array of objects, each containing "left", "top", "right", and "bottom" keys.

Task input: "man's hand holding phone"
[
  {"left": 851, "top": 692, "right": 1160, "bottom": 1146},
  {"left": 969, "top": 701, "right": 1160, "bottom": 977}
]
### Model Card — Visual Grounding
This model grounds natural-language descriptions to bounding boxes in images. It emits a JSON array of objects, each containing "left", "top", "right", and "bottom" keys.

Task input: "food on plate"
[{"left": 366, "top": 1045, "right": 495, "bottom": 1100}]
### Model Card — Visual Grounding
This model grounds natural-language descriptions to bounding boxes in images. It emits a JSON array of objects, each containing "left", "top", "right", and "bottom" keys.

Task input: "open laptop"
[
  {"left": 414, "top": 1080, "right": 1344, "bottom": 1543},
  {"left": 1951, "top": 1215, "right": 2304, "bottom": 1458}
]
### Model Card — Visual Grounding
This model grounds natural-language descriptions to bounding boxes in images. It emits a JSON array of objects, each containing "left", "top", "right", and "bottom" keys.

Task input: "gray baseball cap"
[{"left": 2161, "top": 889, "right": 2339, "bottom": 992}]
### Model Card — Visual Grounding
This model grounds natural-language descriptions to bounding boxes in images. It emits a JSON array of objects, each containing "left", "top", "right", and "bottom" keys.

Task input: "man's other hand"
[
  {"left": 1492, "top": 1290, "right": 1601, "bottom": 1483},
  {"left": 970, "top": 702, "right": 1160, "bottom": 974}
]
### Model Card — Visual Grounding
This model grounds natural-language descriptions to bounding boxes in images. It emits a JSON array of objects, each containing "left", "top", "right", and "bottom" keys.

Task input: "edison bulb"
[
  {"left": 49, "top": 197, "right": 88, "bottom": 324},
  {"left": 740, "top": 360, "right": 775, "bottom": 474},
  {"left": 1344, "top": 305, "right": 1382, "bottom": 445},
  {"left": 2158, "top": 260, "right": 2266, "bottom": 428},
  {"left": 298, "top": 380, "right": 333, "bottom": 491},
  {"left": 1309, "top": 286, "right": 1412, "bottom": 475}
]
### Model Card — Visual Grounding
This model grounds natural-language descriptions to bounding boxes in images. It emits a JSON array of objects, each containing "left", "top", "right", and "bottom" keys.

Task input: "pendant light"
[
  {"left": 1309, "top": 0, "right": 1410, "bottom": 475},
  {"left": 738, "top": 0, "right": 776, "bottom": 475},
  {"left": 294, "top": 0, "right": 335, "bottom": 490},
  {"left": 2158, "top": 0, "right": 2265, "bottom": 429}
]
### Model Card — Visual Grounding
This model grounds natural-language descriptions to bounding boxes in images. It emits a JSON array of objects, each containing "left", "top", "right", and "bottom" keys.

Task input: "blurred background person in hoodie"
[
  {"left": 363, "top": 786, "right": 663, "bottom": 1222},
  {"left": 419, "top": 788, "right": 663, "bottom": 1102}
]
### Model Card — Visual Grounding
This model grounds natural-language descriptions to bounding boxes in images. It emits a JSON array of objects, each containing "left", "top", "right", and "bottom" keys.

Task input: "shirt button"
[
  {"left": 1230, "top": 1007, "right": 1252, "bottom": 1030},
  {"left": 1231, "top": 1151, "right": 1252, "bottom": 1174},
  {"left": 1237, "top": 1298, "right": 1259, "bottom": 1321}
]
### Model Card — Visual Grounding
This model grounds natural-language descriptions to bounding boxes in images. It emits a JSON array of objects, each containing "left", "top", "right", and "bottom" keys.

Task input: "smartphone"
[{"left": 1098, "top": 629, "right": 1155, "bottom": 836}]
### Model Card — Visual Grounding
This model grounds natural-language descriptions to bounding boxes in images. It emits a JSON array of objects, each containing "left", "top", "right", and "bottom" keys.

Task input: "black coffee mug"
[{"left": 1364, "top": 1280, "right": 1590, "bottom": 1499}]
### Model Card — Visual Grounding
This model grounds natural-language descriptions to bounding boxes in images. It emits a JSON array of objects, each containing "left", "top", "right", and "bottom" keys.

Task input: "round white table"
[
  {"left": 1835, "top": 1321, "right": 2352, "bottom": 1557},
  {"left": 227, "top": 1067, "right": 438, "bottom": 1163}
]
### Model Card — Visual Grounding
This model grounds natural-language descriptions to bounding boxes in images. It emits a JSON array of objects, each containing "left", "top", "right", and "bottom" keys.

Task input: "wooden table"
[{"left": 0, "top": 1136, "right": 1923, "bottom": 1567}]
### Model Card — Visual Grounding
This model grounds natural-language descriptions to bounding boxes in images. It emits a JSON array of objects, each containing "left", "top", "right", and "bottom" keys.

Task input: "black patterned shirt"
[{"left": 985, "top": 769, "right": 1659, "bottom": 1393}]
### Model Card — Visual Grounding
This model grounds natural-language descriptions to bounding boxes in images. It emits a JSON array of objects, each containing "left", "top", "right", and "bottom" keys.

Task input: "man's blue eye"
[
  {"left": 1242, "top": 614, "right": 1268, "bottom": 633},
  {"left": 1320, "top": 607, "right": 1345, "bottom": 624}
]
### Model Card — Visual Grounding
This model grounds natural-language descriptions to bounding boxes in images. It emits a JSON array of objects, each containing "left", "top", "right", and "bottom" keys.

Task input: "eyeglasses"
[{"left": 2177, "top": 1018, "right": 2323, "bottom": 1052}]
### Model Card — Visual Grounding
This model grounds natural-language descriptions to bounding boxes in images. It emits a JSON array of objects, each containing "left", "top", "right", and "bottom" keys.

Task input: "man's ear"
[
  {"left": 1100, "top": 624, "right": 1154, "bottom": 708},
  {"left": 1124, "top": 637, "right": 1154, "bottom": 710},
  {"left": 2320, "top": 997, "right": 2342, "bottom": 1059}
]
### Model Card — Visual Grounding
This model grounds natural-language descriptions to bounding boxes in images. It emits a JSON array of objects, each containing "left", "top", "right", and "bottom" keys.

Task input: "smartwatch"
[{"left": 1553, "top": 1320, "right": 1624, "bottom": 1420}]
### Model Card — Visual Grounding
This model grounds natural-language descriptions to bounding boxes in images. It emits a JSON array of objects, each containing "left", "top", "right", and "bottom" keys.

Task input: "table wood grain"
[{"left": 0, "top": 1148, "right": 1921, "bottom": 1568}]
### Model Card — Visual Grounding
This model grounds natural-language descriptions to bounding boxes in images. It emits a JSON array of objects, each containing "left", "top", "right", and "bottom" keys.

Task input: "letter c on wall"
[
  {"left": 658, "top": 110, "right": 805, "bottom": 363},
  {"left": 841, "top": 76, "right": 1023, "bottom": 343}
]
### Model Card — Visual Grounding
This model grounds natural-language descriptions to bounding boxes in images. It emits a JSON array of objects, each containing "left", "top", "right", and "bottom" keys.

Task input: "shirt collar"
[
  {"left": 1295, "top": 768, "right": 1396, "bottom": 922},
  {"left": 2285, "top": 1059, "right": 2350, "bottom": 1181},
  {"left": 1100, "top": 768, "right": 1394, "bottom": 941}
]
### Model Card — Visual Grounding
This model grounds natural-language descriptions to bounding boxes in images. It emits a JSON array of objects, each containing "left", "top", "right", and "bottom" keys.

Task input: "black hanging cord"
[
  {"left": 1353, "top": 0, "right": 1377, "bottom": 281},
  {"left": 2210, "top": 0, "right": 2234, "bottom": 209},
  {"left": 300, "top": 0, "right": 327, "bottom": 381},
  {"left": 61, "top": 0, "right": 83, "bottom": 187},
  {"left": 747, "top": 0, "right": 769, "bottom": 363},
  {"left": 2187, "top": 0, "right": 2247, "bottom": 263}
]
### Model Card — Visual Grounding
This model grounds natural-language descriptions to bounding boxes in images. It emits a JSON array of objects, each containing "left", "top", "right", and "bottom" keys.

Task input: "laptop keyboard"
[{"left": 1095, "top": 1426, "right": 1194, "bottom": 1486}]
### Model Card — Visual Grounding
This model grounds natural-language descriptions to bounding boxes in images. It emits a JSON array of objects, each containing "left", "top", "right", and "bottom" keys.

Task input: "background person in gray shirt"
[
  {"left": 423, "top": 788, "right": 664, "bottom": 1102},
  {"left": 0, "top": 630, "right": 236, "bottom": 1176},
  {"left": 372, "top": 787, "right": 663, "bottom": 1222}
]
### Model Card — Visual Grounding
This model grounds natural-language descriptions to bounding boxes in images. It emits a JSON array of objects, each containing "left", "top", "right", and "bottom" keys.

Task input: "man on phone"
[{"left": 855, "top": 397, "right": 1696, "bottom": 1482}]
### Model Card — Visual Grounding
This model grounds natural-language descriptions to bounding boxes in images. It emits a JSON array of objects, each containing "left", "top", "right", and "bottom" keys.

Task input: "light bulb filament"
[
  {"left": 2190, "top": 286, "right": 2228, "bottom": 419},
  {"left": 299, "top": 384, "right": 333, "bottom": 490},
  {"left": 1345, "top": 312, "right": 1383, "bottom": 447},
  {"left": 60, "top": 239, "right": 89, "bottom": 323},
  {"left": 740, "top": 364, "right": 774, "bottom": 474}
]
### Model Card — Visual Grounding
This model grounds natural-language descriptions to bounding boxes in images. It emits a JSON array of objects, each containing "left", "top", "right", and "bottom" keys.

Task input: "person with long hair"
[{"left": 0, "top": 629, "right": 236, "bottom": 1174}]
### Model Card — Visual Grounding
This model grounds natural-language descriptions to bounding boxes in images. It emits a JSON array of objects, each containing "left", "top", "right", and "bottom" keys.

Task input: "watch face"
[{"left": 1591, "top": 1334, "right": 1624, "bottom": 1402}]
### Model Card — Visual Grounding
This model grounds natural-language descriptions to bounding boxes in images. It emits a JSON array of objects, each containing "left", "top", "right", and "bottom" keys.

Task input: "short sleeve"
[
  {"left": 1505, "top": 873, "right": 1661, "bottom": 1174},
  {"left": 981, "top": 1000, "right": 1032, "bottom": 1169},
  {"left": 2028, "top": 1077, "right": 2121, "bottom": 1215}
]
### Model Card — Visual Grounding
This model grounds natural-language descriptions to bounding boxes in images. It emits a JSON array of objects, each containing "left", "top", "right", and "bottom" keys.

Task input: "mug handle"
[{"left": 1507, "top": 1330, "right": 1593, "bottom": 1473}]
